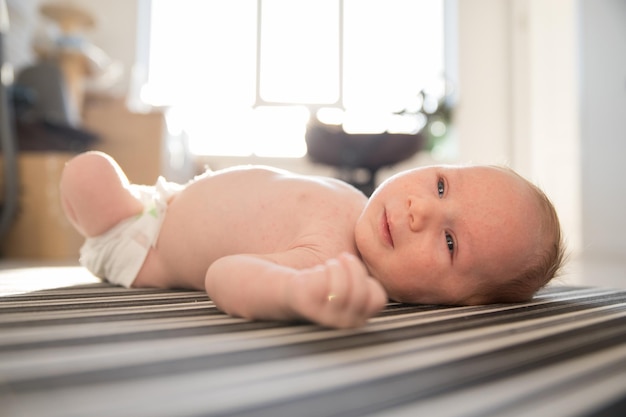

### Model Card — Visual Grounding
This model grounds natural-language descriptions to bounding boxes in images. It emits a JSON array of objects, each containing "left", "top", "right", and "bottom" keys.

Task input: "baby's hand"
[{"left": 285, "top": 253, "right": 388, "bottom": 328}]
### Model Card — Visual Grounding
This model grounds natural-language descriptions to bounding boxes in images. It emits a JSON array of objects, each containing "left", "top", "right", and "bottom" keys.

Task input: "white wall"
[
  {"left": 579, "top": 0, "right": 626, "bottom": 262},
  {"left": 5, "top": 0, "right": 41, "bottom": 69},
  {"left": 455, "top": 0, "right": 514, "bottom": 165},
  {"left": 456, "top": 0, "right": 582, "bottom": 255},
  {"left": 456, "top": 0, "right": 626, "bottom": 286}
]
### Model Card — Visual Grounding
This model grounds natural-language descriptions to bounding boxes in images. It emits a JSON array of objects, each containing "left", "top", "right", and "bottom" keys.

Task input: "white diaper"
[{"left": 79, "top": 177, "right": 183, "bottom": 288}]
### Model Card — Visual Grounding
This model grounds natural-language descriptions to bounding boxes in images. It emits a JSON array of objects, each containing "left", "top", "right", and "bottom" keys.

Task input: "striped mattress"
[{"left": 1, "top": 272, "right": 625, "bottom": 417}]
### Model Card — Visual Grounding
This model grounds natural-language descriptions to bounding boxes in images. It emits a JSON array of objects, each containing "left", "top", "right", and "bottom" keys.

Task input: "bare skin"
[
  {"left": 60, "top": 152, "right": 545, "bottom": 328},
  {"left": 60, "top": 152, "right": 386, "bottom": 328}
]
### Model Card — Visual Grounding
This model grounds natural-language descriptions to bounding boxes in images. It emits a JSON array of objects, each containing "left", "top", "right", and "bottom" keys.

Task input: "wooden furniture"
[{"left": 0, "top": 152, "right": 83, "bottom": 260}]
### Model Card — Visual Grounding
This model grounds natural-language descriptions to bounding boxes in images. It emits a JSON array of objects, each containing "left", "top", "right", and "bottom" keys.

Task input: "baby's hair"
[{"left": 483, "top": 167, "right": 566, "bottom": 303}]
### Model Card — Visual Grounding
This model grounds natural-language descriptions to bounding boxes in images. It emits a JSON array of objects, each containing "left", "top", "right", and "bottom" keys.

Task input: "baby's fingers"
[
  {"left": 321, "top": 254, "right": 386, "bottom": 328},
  {"left": 287, "top": 254, "right": 387, "bottom": 329}
]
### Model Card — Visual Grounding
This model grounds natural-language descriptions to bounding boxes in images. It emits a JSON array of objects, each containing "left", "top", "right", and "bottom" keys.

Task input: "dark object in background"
[
  {"left": 16, "top": 60, "right": 79, "bottom": 127},
  {"left": 12, "top": 62, "right": 98, "bottom": 152},
  {"left": 305, "top": 120, "right": 425, "bottom": 195},
  {"left": 16, "top": 119, "right": 97, "bottom": 152}
]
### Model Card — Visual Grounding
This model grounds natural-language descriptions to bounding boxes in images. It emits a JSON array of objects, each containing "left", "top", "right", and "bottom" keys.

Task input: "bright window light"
[
  {"left": 145, "top": 0, "right": 444, "bottom": 157},
  {"left": 259, "top": 0, "right": 340, "bottom": 104}
]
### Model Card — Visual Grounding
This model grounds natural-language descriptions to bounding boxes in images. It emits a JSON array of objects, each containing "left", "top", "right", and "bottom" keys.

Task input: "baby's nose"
[{"left": 407, "top": 195, "right": 434, "bottom": 232}]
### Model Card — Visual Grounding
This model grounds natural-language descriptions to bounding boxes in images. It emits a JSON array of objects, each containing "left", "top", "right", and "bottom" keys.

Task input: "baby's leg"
[{"left": 60, "top": 151, "right": 144, "bottom": 237}]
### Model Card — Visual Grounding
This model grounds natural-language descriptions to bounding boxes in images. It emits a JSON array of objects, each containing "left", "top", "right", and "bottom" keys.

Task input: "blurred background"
[{"left": 1, "top": 0, "right": 624, "bottom": 288}]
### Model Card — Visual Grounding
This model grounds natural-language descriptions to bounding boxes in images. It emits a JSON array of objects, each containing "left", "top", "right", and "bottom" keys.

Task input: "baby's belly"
[{"left": 153, "top": 200, "right": 236, "bottom": 289}]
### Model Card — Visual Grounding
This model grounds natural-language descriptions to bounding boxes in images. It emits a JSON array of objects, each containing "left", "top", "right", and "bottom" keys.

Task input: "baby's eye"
[
  {"left": 437, "top": 178, "right": 445, "bottom": 198},
  {"left": 445, "top": 232, "right": 455, "bottom": 254}
]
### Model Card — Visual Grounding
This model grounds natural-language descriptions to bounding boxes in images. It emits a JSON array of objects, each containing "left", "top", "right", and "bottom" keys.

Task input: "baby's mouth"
[{"left": 381, "top": 209, "right": 394, "bottom": 248}]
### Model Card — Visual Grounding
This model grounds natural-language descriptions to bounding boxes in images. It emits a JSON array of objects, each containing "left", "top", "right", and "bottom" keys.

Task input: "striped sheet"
[{"left": 1, "top": 281, "right": 625, "bottom": 417}]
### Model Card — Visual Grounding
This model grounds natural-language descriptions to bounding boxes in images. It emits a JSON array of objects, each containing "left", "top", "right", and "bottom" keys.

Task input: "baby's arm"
[{"left": 204, "top": 252, "right": 387, "bottom": 328}]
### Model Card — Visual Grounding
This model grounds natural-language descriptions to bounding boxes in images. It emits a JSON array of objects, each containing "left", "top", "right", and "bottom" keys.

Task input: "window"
[{"left": 142, "top": 0, "right": 445, "bottom": 157}]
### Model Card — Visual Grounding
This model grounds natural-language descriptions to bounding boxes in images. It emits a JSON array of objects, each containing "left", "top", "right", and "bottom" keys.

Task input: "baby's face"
[{"left": 355, "top": 165, "right": 543, "bottom": 305}]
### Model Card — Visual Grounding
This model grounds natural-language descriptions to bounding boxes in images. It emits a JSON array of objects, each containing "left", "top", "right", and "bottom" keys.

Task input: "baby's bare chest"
[{"left": 157, "top": 169, "right": 366, "bottom": 274}]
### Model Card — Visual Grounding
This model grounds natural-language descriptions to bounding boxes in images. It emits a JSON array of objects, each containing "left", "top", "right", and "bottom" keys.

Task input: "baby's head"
[{"left": 355, "top": 164, "right": 565, "bottom": 305}]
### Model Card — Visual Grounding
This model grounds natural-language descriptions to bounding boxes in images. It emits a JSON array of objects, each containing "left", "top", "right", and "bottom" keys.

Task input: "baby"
[{"left": 60, "top": 151, "right": 565, "bottom": 328}]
